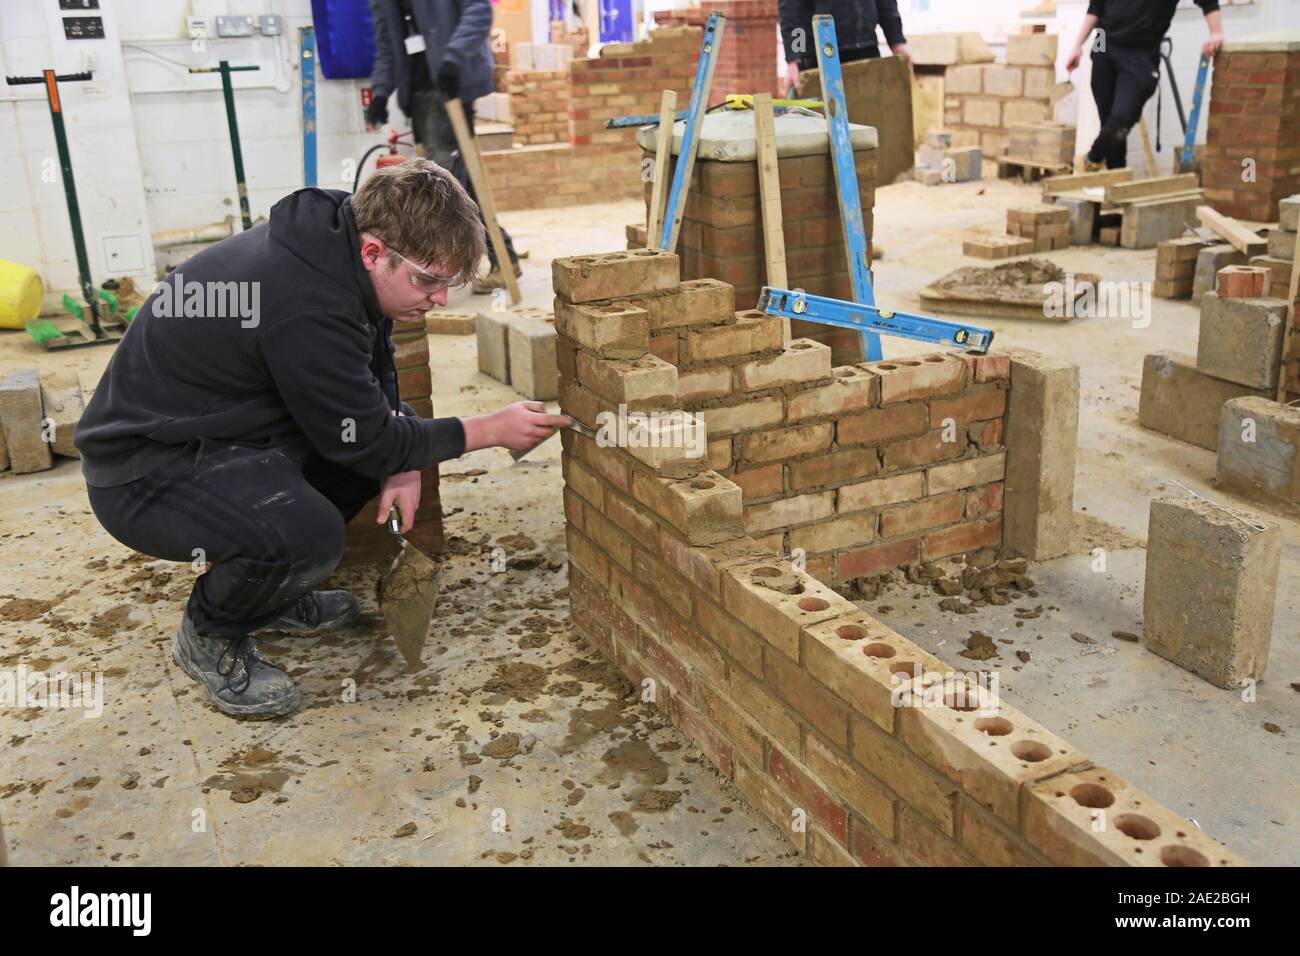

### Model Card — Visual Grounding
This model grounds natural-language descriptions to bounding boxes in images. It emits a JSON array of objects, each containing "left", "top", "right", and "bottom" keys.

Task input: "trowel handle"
[{"left": 386, "top": 505, "right": 404, "bottom": 539}]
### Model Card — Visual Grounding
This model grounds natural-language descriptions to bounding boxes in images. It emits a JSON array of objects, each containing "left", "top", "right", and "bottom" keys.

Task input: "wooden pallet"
[{"left": 997, "top": 154, "right": 1071, "bottom": 183}]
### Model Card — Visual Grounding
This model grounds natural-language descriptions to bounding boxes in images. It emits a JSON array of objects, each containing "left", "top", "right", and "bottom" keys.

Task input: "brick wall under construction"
[
  {"left": 482, "top": 27, "right": 699, "bottom": 211},
  {"left": 551, "top": 247, "right": 1246, "bottom": 867}
]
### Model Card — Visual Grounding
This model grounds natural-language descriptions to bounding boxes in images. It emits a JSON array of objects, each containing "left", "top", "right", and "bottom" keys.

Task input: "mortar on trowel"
[{"left": 376, "top": 505, "right": 440, "bottom": 668}]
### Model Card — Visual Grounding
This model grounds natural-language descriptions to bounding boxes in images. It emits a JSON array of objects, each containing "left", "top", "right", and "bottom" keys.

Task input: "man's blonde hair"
[{"left": 352, "top": 158, "right": 486, "bottom": 286}]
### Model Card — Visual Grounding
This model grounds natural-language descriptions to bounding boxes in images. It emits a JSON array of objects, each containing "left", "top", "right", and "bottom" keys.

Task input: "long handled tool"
[
  {"left": 445, "top": 97, "right": 521, "bottom": 305},
  {"left": 376, "top": 506, "right": 440, "bottom": 668},
  {"left": 4, "top": 69, "right": 127, "bottom": 350},
  {"left": 188, "top": 61, "right": 260, "bottom": 231}
]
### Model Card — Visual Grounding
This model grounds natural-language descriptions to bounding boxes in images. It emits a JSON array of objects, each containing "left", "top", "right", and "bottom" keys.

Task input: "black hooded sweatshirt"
[
  {"left": 74, "top": 188, "right": 465, "bottom": 487},
  {"left": 1086, "top": 0, "right": 1219, "bottom": 50}
]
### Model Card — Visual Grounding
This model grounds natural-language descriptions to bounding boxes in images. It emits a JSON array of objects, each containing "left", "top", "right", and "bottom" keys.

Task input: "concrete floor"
[{"left": 1, "top": 180, "right": 1296, "bottom": 865}]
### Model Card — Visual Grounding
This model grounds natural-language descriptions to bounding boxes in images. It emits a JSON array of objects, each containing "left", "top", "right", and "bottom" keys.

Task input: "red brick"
[
  {"left": 838, "top": 537, "right": 921, "bottom": 578},
  {"left": 924, "top": 517, "right": 1002, "bottom": 559}
]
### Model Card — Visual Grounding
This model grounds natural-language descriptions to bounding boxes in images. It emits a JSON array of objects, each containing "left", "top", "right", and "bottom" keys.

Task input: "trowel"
[
  {"left": 376, "top": 506, "right": 440, "bottom": 668},
  {"left": 509, "top": 420, "right": 592, "bottom": 463}
]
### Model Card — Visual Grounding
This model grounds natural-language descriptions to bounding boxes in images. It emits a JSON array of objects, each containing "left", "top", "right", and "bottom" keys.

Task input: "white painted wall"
[{"left": 2, "top": 0, "right": 381, "bottom": 309}]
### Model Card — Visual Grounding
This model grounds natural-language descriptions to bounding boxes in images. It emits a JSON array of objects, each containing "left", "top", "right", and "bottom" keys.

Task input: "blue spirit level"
[{"left": 756, "top": 286, "right": 995, "bottom": 354}]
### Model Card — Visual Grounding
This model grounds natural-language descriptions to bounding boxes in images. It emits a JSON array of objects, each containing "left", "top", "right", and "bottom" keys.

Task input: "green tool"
[
  {"left": 188, "top": 61, "right": 261, "bottom": 231},
  {"left": 4, "top": 68, "right": 125, "bottom": 350}
]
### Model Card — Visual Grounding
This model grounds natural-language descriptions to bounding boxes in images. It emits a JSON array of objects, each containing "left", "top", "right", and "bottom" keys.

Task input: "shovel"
[{"left": 376, "top": 505, "right": 440, "bottom": 668}]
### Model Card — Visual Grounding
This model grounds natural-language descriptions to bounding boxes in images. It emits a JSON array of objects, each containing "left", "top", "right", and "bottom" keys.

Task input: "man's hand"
[
  {"left": 890, "top": 43, "right": 913, "bottom": 75},
  {"left": 377, "top": 470, "right": 422, "bottom": 534},
  {"left": 462, "top": 401, "right": 572, "bottom": 452},
  {"left": 1065, "top": 44, "right": 1083, "bottom": 72},
  {"left": 784, "top": 60, "right": 800, "bottom": 96},
  {"left": 1202, "top": 32, "right": 1224, "bottom": 57},
  {"left": 365, "top": 97, "right": 389, "bottom": 132},
  {"left": 437, "top": 59, "right": 461, "bottom": 101}
]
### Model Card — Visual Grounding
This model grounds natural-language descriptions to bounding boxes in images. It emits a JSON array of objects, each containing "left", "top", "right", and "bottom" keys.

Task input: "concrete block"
[
  {"left": 943, "top": 146, "right": 982, "bottom": 182},
  {"left": 1195, "top": 293, "right": 1287, "bottom": 389},
  {"left": 39, "top": 373, "right": 84, "bottom": 459},
  {"left": 0, "top": 368, "right": 53, "bottom": 474},
  {"left": 507, "top": 317, "right": 559, "bottom": 400},
  {"left": 982, "top": 65, "right": 1023, "bottom": 98},
  {"left": 1268, "top": 227, "right": 1296, "bottom": 261},
  {"left": 1054, "top": 197, "right": 1096, "bottom": 245},
  {"left": 1006, "top": 32, "right": 1057, "bottom": 67},
  {"left": 1144, "top": 494, "right": 1279, "bottom": 688},
  {"left": 475, "top": 309, "right": 512, "bottom": 383},
  {"left": 1139, "top": 352, "right": 1272, "bottom": 451},
  {"left": 552, "top": 249, "right": 679, "bottom": 303},
  {"left": 1279, "top": 195, "right": 1300, "bottom": 232},
  {"left": 1191, "top": 244, "right": 1247, "bottom": 304},
  {"left": 1120, "top": 195, "right": 1199, "bottom": 249},
  {"left": 1001, "top": 348, "right": 1077, "bottom": 560},
  {"left": 1217, "top": 396, "right": 1300, "bottom": 505}
]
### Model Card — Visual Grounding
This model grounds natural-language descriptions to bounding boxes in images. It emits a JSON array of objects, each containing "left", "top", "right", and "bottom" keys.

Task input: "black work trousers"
[
  {"left": 1088, "top": 43, "right": 1161, "bottom": 169},
  {"left": 87, "top": 437, "right": 379, "bottom": 639},
  {"left": 409, "top": 90, "right": 518, "bottom": 270}
]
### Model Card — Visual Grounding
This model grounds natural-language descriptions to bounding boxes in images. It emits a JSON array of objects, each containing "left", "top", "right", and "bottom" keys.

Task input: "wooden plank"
[
  {"left": 1041, "top": 168, "right": 1135, "bottom": 196},
  {"left": 1104, "top": 173, "right": 1199, "bottom": 204},
  {"left": 1197, "top": 205, "right": 1269, "bottom": 256},
  {"left": 445, "top": 97, "right": 519, "bottom": 305},
  {"left": 752, "top": 92, "right": 790, "bottom": 343},
  {"left": 645, "top": 89, "right": 676, "bottom": 251},
  {"left": 1277, "top": 226, "right": 1300, "bottom": 402},
  {"left": 1137, "top": 115, "right": 1158, "bottom": 177}
]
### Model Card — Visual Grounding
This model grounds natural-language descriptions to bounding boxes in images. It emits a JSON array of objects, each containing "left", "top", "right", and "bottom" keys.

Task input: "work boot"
[
  {"left": 263, "top": 590, "right": 360, "bottom": 634},
  {"left": 172, "top": 612, "right": 299, "bottom": 719},
  {"left": 471, "top": 259, "right": 523, "bottom": 294}
]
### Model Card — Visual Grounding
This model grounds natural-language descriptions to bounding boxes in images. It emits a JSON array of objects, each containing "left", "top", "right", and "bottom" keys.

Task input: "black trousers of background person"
[
  {"left": 409, "top": 89, "right": 518, "bottom": 271},
  {"left": 86, "top": 437, "right": 378, "bottom": 640},
  {"left": 1087, "top": 43, "right": 1161, "bottom": 169}
]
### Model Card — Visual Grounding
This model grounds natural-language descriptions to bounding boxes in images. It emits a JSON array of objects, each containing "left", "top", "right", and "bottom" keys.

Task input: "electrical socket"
[{"left": 186, "top": 16, "right": 209, "bottom": 39}]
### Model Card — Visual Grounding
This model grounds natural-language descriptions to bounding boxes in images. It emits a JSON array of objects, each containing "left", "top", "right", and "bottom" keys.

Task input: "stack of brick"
[
  {"left": 1274, "top": 196, "right": 1300, "bottom": 401},
  {"left": 505, "top": 69, "right": 570, "bottom": 145},
  {"left": 1154, "top": 236, "right": 1218, "bottom": 299},
  {"left": 1201, "top": 33, "right": 1300, "bottom": 223},
  {"left": 481, "top": 27, "right": 699, "bottom": 211},
  {"left": 939, "top": 35, "right": 1063, "bottom": 160},
  {"left": 1140, "top": 273, "right": 1291, "bottom": 450},
  {"left": 1006, "top": 204, "right": 1069, "bottom": 252},
  {"left": 342, "top": 324, "right": 444, "bottom": 558},
  {"left": 962, "top": 204, "right": 1068, "bottom": 259},
  {"left": 555, "top": 248, "right": 1245, "bottom": 867},
  {"left": 641, "top": 127, "right": 877, "bottom": 365}
]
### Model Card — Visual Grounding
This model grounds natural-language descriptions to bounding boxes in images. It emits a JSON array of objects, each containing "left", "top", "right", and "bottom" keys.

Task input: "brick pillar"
[
  {"left": 655, "top": 2, "right": 781, "bottom": 102},
  {"left": 1202, "top": 35, "right": 1300, "bottom": 222},
  {"left": 644, "top": 135, "right": 877, "bottom": 366}
]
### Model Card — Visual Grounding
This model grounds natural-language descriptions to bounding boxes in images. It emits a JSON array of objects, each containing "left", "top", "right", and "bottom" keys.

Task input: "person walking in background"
[
  {"left": 1066, "top": 0, "right": 1224, "bottom": 170},
  {"left": 778, "top": 0, "right": 911, "bottom": 95},
  {"left": 367, "top": 0, "right": 522, "bottom": 294}
]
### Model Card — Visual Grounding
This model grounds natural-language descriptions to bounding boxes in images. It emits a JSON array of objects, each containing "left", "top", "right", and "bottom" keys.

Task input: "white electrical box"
[
  {"left": 102, "top": 234, "right": 147, "bottom": 275},
  {"left": 259, "top": 15, "right": 283, "bottom": 36},
  {"left": 215, "top": 15, "right": 256, "bottom": 37}
]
